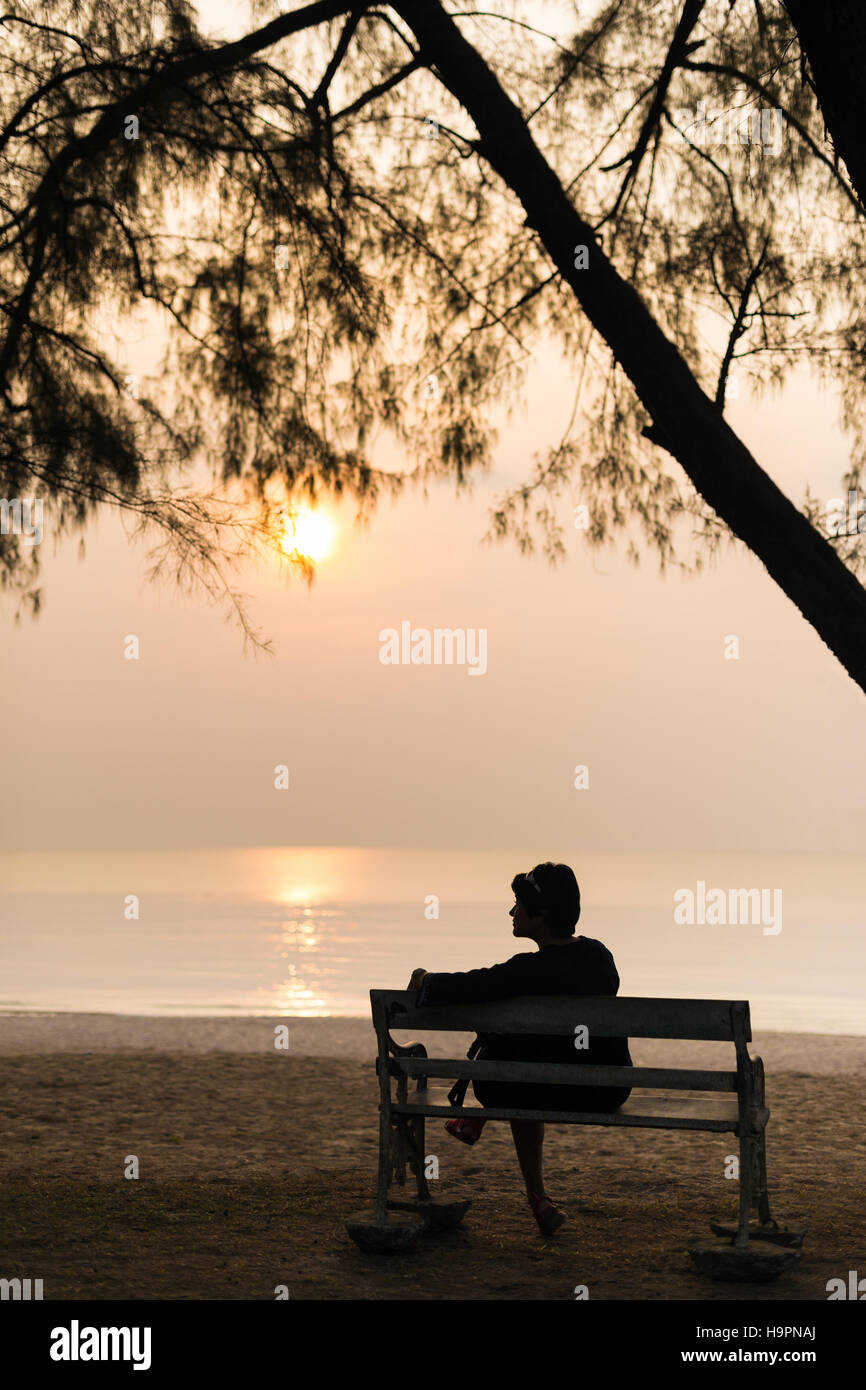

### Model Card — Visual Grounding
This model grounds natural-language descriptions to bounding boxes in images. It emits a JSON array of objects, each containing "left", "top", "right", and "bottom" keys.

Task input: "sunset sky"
[{"left": 4, "top": 341, "right": 863, "bottom": 855}]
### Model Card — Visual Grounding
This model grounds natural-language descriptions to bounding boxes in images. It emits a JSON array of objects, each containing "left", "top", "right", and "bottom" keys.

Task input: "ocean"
[{"left": 0, "top": 847, "right": 863, "bottom": 1032}]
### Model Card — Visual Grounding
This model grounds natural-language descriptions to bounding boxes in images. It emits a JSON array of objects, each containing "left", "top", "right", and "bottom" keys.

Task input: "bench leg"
[
  {"left": 736, "top": 1134, "right": 756, "bottom": 1249},
  {"left": 346, "top": 1107, "right": 427, "bottom": 1252},
  {"left": 393, "top": 1115, "right": 409, "bottom": 1188},
  {"left": 374, "top": 1108, "right": 392, "bottom": 1223},
  {"left": 755, "top": 1130, "right": 772, "bottom": 1226},
  {"left": 409, "top": 1115, "right": 431, "bottom": 1202},
  {"left": 750, "top": 1056, "right": 772, "bottom": 1227},
  {"left": 736, "top": 1131, "right": 773, "bottom": 1242}
]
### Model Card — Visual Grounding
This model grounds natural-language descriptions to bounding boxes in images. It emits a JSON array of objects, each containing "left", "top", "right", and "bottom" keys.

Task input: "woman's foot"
[
  {"left": 445, "top": 1116, "right": 486, "bottom": 1145},
  {"left": 527, "top": 1189, "right": 566, "bottom": 1237}
]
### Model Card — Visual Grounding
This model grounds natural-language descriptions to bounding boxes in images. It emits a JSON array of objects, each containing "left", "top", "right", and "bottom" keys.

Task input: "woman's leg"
[
  {"left": 510, "top": 1118, "right": 567, "bottom": 1234},
  {"left": 510, "top": 1119, "right": 545, "bottom": 1196}
]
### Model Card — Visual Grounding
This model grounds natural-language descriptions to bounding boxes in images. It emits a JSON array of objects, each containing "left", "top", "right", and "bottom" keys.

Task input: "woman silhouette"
[{"left": 407, "top": 862, "right": 631, "bottom": 1236}]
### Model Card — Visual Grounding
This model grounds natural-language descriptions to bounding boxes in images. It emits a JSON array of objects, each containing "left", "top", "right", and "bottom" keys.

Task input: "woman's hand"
[{"left": 408, "top": 967, "right": 428, "bottom": 990}]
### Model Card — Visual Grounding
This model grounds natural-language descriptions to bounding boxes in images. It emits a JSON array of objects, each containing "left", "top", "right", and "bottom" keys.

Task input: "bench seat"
[{"left": 394, "top": 1081, "right": 745, "bottom": 1131}]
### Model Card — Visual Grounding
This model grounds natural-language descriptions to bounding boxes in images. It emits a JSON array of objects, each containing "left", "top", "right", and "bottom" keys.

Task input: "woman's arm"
[{"left": 415, "top": 953, "right": 534, "bottom": 1008}]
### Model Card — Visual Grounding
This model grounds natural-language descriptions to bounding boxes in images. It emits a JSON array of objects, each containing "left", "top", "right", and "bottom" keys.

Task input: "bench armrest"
[
  {"left": 375, "top": 1038, "right": 429, "bottom": 1095},
  {"left": 387, "top": 1039, "right": 429, "bottom": 1059},
  {"left": 750, "top": 1054, "right": 766, "bottom": 1105}
]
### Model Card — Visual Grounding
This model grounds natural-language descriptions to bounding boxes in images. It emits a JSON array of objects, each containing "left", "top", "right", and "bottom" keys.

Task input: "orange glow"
[{"left": 281, "top": 508, "right": 335, "bottom": 562}]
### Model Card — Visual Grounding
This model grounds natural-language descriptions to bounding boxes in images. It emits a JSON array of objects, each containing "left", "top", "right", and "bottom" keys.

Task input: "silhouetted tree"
[
  {"left": 1, "top": 1, "right": 865, "bottom": 687},
  {"left": 783, "top": 0, "right": 866, "bottom": 213}
]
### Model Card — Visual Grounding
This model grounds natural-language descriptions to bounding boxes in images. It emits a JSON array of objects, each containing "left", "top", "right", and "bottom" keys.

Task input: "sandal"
[{"left": 444, "top": 1116, "right": 486, "bottom": 1145}]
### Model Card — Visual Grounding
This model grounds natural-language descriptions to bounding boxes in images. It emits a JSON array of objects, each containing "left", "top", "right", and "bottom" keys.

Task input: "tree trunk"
[
  {"left": 784, "top": 0, "right": 866, "bottom": 212},
  {"left": 395, "top": 0, "right": 866, "bottom": 696}
]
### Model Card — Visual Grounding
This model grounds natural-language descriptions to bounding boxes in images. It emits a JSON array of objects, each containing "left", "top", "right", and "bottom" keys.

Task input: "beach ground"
[{"left": 0, "top": 1018, "right": 862, "bottom": 1300}]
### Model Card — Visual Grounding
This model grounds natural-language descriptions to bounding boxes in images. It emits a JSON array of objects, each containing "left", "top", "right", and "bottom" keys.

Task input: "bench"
[{"left": 346, "top": 989, "right": 802, "bottom": 1273}]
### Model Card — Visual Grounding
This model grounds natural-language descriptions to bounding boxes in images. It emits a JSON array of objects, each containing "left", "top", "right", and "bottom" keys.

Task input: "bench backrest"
[{"left": 372, "top": 991, "right": 751, "bottom": 1045}]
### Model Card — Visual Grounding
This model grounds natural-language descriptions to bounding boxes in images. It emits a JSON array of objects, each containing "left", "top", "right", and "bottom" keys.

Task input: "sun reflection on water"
[
  {"left": 281, "top": 916, "right": 320, "bottom": 952},
  {"left": 267, "top": 908, "right": 329, "bottom": 1014}
]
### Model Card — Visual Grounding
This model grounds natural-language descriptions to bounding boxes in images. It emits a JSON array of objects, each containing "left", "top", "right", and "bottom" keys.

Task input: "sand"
[{"left": 0, "top": 1014, "right": 863, "bottom": 1300}]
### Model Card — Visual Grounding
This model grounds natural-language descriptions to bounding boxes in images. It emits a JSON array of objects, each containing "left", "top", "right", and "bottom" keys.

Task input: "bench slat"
[
  {"left": 394, "top": 1084, "right": 741, "bottom": 1132},
  {"left": 375, "top": 991, "right": 750, "bottom": 1041},
  {"left": 392, "top": 1058, "right": 738, "bottom": 1091}
]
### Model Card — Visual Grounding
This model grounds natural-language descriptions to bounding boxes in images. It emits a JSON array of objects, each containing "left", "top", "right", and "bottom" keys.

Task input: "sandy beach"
[{"left": 0, "top": 1014, "right": 863, "bottom": 1300}]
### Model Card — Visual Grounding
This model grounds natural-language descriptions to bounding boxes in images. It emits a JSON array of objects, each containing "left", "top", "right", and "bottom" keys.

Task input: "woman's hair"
[{"left": 511, "top": 862, "right": 581, "bottom": 937}]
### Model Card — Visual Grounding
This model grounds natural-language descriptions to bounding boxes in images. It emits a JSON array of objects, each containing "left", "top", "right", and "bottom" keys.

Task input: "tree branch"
[
  {"left": 0, "top": 0, "right": 360, "bottom": 388},
  {"left": 393, "top": 0, "right": 866, "bottom": 695}
]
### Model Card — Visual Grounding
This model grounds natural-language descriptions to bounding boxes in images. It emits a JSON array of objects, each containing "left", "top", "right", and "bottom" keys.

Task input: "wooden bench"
[{"left": 346, "top": 989, "right": 802, "bottom": 1273}]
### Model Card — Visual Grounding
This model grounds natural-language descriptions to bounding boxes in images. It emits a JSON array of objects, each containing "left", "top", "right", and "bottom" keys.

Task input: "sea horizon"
[{"left": 1, "top": 846, "right": 864, "bottom": 1033}]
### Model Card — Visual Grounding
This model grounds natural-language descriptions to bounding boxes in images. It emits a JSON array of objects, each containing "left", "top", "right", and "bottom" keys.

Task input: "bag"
[{"left": 447, "top": 1034, "right": 487, "bottom": 1107}]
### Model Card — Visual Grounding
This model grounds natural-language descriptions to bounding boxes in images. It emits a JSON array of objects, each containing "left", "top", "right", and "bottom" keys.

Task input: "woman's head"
[{"left": 509, "top": 862, "right": 581, "bottom": 940}]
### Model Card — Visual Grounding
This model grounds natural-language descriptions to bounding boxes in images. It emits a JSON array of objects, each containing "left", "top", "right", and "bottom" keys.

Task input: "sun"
[{"left": 281, "top": 508, "right": 335, "bottom": 562}]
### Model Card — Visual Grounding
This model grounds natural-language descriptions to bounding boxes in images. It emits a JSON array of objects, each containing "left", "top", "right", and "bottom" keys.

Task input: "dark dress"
[{"left": 415, "top": 936, "right": 632, "bottom": 1112}]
